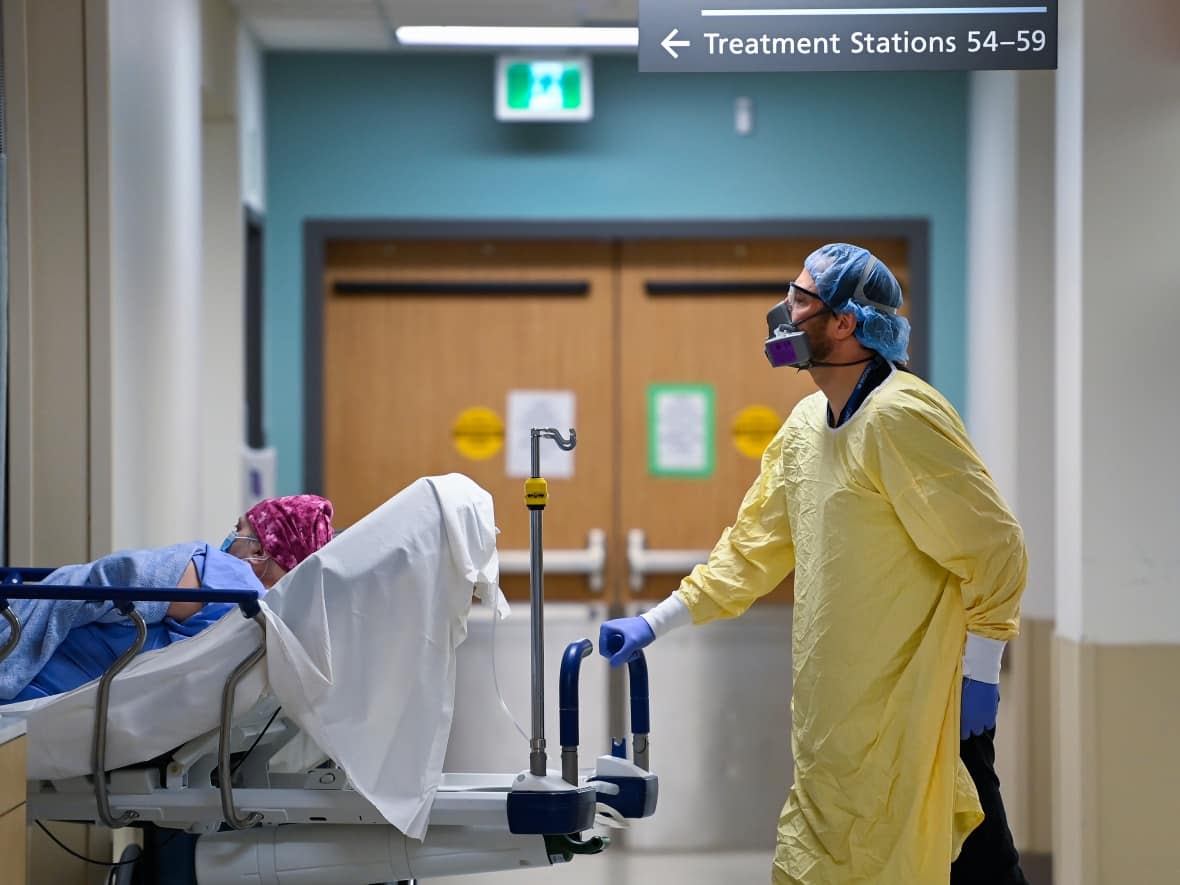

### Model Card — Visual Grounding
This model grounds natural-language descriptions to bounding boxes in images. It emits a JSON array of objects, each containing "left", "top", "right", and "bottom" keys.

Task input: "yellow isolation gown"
[{"left": 675, "top": 368, "right": 1027, "bottom": 884}]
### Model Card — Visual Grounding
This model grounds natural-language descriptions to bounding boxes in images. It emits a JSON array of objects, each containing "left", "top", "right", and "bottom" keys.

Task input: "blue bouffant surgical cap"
[{"left": 803, "top": 243, "right": 911, "bottom": 363}]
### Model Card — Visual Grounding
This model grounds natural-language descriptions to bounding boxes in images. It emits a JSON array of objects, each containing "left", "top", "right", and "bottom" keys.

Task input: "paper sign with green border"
[{"left": 647, "top": 383, "right": 715, "bottom": 478}]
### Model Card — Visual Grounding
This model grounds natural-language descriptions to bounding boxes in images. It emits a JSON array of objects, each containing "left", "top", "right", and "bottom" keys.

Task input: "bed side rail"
[{"left": 0, "top": 572, "right": 264, "bottom": 829}]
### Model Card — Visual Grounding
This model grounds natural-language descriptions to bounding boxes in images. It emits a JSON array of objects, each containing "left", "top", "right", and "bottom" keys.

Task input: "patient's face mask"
[
  {"left": 220, "top": 530, "right": 268, "bottom": 563},
  {"left": 765, "top": 286, "right": 831, "bottom": 369}
]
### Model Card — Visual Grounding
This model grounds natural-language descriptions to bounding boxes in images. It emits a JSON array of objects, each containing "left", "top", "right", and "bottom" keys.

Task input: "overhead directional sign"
[{"left": 639, "top": 1, "right": 1058, "bottom": 72}]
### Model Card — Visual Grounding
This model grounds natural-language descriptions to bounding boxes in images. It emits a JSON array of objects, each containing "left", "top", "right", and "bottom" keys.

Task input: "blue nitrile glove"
[
  {"left": 599, "top": 617, "right": 655, "bottom": 668},
  {"left": 960, "top": 677, "right": 1000, "bottom": 740}
]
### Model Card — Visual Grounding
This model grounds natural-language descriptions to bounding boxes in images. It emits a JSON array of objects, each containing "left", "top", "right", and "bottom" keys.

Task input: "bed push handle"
[
  {"left": 626, "top": 649, "right": 651, "bottom": 771},
  {"left": 0, "top": 600, "right": 20, "bottom": 665},
  {"left": 0, "top": 568, "right": 37, "bottom": 663},
  {"left": 588, "top": 639, "right": 659, "bottom": 820},
  {"left": 92, "top": 602, "right": 148, "bottom": 828},
  {"left": 559, "top": 638, "right": 593, "bottom": 786},
  {"left": 218, "top": 613, "right": 268, "bottom": 830},
  {"left": 601, "top": 634, "right": 652, "bottom": 772}
]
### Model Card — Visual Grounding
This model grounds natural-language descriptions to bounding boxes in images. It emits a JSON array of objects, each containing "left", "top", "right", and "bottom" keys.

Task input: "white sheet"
[{"left": 10, "top": 474, "right": 505, "bottom": 840}]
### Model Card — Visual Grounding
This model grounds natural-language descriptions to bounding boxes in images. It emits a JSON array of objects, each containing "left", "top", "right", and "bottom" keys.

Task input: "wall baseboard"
[{"left": 1022, "top": 851, "right": 1052, "bottom": 884}]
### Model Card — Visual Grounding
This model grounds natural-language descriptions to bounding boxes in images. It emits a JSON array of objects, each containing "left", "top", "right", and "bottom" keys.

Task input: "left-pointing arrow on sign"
[{"left": 661, "top": 28, "right": 691, "bottom": 59}]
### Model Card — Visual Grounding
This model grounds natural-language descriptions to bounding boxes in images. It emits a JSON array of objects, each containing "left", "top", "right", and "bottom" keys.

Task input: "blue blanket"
[{"left": 1, "top": 543, "right": 263, "bottom": 702}]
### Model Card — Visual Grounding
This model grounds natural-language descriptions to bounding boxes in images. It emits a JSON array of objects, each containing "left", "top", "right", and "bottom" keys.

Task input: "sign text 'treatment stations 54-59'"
[{"left": 639, "top": 2, "right": 1058, "bottom": 72}]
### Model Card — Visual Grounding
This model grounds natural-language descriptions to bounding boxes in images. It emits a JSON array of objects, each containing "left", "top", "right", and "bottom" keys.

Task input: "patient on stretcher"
[{"left": 0, "top": 494, "right": 334, "bottom": 703}]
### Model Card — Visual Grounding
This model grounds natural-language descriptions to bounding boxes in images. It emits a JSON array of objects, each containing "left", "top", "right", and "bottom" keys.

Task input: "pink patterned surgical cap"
[{"left": 245, "top": 494, "right": 334, "bottom": 573}]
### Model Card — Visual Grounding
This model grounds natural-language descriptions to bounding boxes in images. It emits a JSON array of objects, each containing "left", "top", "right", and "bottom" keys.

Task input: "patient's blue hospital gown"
[{"left": 0, "top": 543, "right": 263, "bottom": 702}]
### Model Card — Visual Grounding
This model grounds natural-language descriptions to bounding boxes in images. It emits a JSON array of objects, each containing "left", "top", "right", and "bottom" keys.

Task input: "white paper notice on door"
[
  {"left": 506, "top": 390, "right": 576, "bottom": 479},
  {"left": 649, "top": 383, "right": 715, "bottom": 478}
]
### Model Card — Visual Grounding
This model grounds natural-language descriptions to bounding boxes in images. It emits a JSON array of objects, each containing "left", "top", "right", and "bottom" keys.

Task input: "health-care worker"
[{"left": 601, "top": 244, "right": 1028, "bottom": 884}]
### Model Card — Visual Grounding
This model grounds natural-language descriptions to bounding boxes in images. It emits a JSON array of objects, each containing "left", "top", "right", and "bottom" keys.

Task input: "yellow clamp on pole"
[{"left": 524, "top": 477, "right": 549, "bottom": 511}]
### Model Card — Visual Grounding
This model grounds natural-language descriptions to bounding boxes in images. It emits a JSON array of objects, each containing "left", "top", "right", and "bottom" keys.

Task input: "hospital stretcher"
[
  {"left": 0, "top": 444, "right": 658, "bottom": 883},
  {"left": 2, "top": 577, "right": 655, "bottom": 881}
]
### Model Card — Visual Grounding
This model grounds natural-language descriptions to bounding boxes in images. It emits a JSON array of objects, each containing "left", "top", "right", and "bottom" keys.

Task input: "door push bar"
[
  {"left": 626, "top": 528, "right": 709, "bottom": 594},
  {"left": 498, "top": 528, "right": 607, "bottom": 593}
]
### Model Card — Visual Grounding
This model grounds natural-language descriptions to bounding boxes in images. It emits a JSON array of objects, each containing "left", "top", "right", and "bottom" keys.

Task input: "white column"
[
  {"left": 1054, "top": 1, "right": 1180, "bottom": 882},
  {"left": 965, "top": 67, "right": 1056, "bottom": 853},
  {"left": 1055, "top": 0, "right": 1180, "bottom": 646},
  {"left": 108, "top": 0, "right": 204, "bottom": 547},
  {"left": 967, "top": 70, "right": 1056, "bottom": 622}
]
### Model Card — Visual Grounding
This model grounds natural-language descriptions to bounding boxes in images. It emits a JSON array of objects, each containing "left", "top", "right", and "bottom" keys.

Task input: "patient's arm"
[{"left": 166, "top": 560, "right": 205, "bottom": 621}]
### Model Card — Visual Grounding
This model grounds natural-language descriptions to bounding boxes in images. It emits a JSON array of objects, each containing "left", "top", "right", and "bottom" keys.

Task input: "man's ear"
[{"left": 831, "top": 310, "right": 859, "bottom": 340}]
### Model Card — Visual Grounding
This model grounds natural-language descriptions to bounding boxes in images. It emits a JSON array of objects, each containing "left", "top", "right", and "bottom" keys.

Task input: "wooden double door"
[{"left": 323, "top": 236, "right": 909, "bottom": 605}]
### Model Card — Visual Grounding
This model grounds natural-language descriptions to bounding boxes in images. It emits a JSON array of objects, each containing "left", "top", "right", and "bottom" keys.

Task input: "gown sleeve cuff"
[
  {"left": 963, "top": 632, "right": 1006, "bottom": 684},
  {"left": 641, "top": 593, "right": 693, "bottom": 638}
]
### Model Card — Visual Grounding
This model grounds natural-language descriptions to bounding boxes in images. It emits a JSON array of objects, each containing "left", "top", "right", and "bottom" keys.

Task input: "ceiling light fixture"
[{"left": 394, "top": 26, "right": 639, "bottom": 50}]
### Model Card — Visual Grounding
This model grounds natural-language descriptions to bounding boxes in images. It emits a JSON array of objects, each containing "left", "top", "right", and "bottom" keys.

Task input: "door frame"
[
  {"left": 302, "top": 218, "right": 930, "bottom": 493},
  {"left": 244, "top": 206, "right": 266, "bottom": 449}
]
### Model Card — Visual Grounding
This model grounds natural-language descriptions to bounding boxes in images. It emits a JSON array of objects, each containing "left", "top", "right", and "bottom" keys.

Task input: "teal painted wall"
[{"left": 266, "top": 53, "right": 967, "bottom": 493}]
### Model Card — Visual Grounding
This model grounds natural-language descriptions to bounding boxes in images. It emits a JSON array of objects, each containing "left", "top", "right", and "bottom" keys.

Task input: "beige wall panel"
[
  {"left": 85, "top": 0, "right": 114, "bottom": 559},
  {"left": 1026, "top": 618, "right": 1054, "bottom": 853},
  {"left": 201, "top": 0, "right": 239, "bottom": 119},
  {"left": 1055, "top": 636, "right": 1180, "bottom": 884},
  {"left": 0, "top": 808, "right": 27, "bottom": 884},
  {"left": 0, "top": 736, "right": 25, "bottom": 816},
  {"left": 200, "top": 117, "right": 245, "bottom": 535},
  {"left": 25, "top": 821, "right": 112, "bottom": 885},
  {"left": 1094, "top": 643, "right": 1180, "bottom": 881},
  {"left": 3, "top": 0, "right": 93, "bottom": 565},
  {"left": 1053, "top": 636, "right": 1100, "bottom": 885},
  {"left": 995, "top": 617, "right": 1055, "bottom": 854}
]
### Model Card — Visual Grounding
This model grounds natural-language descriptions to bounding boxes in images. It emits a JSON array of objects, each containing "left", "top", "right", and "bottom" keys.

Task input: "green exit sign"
[{"left": 495, "top": 56, "right": 593, "bottom": 122}]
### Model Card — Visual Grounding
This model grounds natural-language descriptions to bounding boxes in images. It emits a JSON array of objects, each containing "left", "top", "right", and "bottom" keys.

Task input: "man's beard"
[{"left": 806, "top": 325, "right": 834, "bottom": 364}]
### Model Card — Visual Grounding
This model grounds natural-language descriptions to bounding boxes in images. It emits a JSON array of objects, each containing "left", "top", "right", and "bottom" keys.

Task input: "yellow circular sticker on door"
[
  {"left": 731, "top": 405, "right": 782, "bottom": 459},
  {"left": 452, "top": 407, "right": 505, "bottom": 461}
]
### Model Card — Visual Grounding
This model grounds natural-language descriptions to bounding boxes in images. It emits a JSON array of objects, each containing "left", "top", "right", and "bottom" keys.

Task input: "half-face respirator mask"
[{"left": 764, "top": 300, "right": 827, "bottom": 369}]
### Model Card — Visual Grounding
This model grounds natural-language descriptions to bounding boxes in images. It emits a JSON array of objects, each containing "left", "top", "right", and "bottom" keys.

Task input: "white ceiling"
[{"left": 235, "top": 1, "right": 640, "bottom": 51}]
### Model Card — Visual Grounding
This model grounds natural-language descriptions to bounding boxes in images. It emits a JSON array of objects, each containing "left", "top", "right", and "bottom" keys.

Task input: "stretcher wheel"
[{"left": 112, "top": 843, "right": 142, "bottom": 885}]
